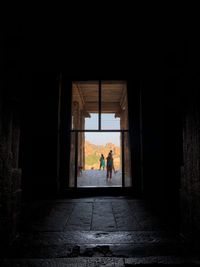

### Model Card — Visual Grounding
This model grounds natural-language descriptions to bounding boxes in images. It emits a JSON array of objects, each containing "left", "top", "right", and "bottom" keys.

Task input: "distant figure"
[
  {"left": 106, "top": 152, "right": 114, "bottom": 179},
  {"left": 78, "top": 166, "right": 83, "bottom": 176},
  {"left": 109, "top": 150, "right": 116, "bottom": 173},
  {"left": 99, "top": 154, "right": 105, "bottom": 170}
]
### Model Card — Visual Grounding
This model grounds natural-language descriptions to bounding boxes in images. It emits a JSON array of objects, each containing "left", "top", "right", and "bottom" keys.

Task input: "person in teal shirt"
[{"left": 99, "top": 154, "right": 105, "bottom": 170}]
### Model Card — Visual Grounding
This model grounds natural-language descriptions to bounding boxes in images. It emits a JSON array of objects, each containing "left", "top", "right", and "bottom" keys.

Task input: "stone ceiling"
[{"left": 73, "top": 81, "right": 126, "bottom": 113}]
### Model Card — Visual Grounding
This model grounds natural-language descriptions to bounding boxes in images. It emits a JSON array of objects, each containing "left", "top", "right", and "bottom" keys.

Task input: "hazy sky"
[{"left": 85, "top": 114, "right": 120, "bottom": 146}]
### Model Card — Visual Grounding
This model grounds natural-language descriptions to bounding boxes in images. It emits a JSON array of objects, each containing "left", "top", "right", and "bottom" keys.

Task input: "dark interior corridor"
[{"left": 2, "top": 20, "right": 200, "bottom": 265}]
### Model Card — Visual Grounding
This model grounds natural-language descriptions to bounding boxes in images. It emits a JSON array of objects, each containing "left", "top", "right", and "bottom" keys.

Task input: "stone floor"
[
  {"left": 1, "top": 197, "right": 200, "bottom": 266},
  {"left": 77, "top": 170, "right": 122, "bottom": 187}
]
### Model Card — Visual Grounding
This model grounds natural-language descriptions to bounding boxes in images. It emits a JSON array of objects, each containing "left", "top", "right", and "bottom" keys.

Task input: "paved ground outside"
[
  {"left": 77, "top": 170, "right": 122, "bottom": 187},
  {"left": 1, "top": 197, "right": 200, "bottom": 266}
]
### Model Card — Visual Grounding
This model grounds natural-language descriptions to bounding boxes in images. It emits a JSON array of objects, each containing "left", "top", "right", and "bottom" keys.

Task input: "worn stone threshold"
[
  {"left": 14, "top": 230, "right": 183, "bottom": 245},
  {"left": 3, "top": 230, "right": 191, "bottom": 260},
  {"left": 61, "top": 187, "right": 138, "bottom": 198},
  {"left": 1, "top": 256, "right": 200, "bottom": 266}
]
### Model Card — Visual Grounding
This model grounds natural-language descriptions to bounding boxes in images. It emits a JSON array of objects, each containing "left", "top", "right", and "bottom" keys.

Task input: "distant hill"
[{"left": 85, "top": 141, "right": 121, "bottom": 170}]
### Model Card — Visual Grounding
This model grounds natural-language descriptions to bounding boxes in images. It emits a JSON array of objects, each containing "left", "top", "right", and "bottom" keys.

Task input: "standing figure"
[
  {"left": 109, "top": 150, "right": 116, "bottom": 173},
  {"left": 106, "top": 152, "right": 114, "bottom": 179},
  {"left": 99, "top": 154, "right": 105, "bottom": 170}
]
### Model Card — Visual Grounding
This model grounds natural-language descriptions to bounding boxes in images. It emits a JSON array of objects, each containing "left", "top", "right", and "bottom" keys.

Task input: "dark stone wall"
[
  {"left": 180, "top": 77, "right": 200, "bottom": 236},
  {"left": 21, "top": 72, "right": 60, "bottom": 199},
  {"left": 1, "top": 25, "right": 23, "bottom": 245},
  {"left": 140, "top": 76, "right": 181, "bottom": 222},
  {"left": 139, "top": 37, "right": 187, "bottom": 226},
  {"left": 139, "top": 37, "right": 200, "bottom": 238},
  {"left": 2, "top": 22, "right": 200, "bottom": 244},
  {"left": 141, "top": 77, "right": 165, "bottom": 202},
  {"left": 127, "top": 80, "right": 143, "bottom": 197},
  {"left": 0, "top": 88, "right": 22, "bottom": 246}
]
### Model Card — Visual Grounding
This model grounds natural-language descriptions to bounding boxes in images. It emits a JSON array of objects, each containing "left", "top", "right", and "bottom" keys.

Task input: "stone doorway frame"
[{"left": 69, "top": 80, "right": 131, "bottom": 188}]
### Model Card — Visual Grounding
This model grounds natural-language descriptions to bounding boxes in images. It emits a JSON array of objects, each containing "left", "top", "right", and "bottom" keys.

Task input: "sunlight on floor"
[{"left": 77, "top": 170, "right": 122, "bottom": 187}]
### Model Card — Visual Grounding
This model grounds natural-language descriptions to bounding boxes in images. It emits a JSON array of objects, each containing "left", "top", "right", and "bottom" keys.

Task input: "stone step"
[
  {"left": 6, "top": 243, "right": 186, "bottom": 259},
  {"left": 1, "top": 256, "right": 200, "bottom": 266},
  {"left": 4, "top": 230, "right": 186, "bottom": 258}
]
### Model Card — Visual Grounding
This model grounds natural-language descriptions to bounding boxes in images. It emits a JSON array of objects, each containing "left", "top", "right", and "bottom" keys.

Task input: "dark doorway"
[{"left": 69, "top": 81, "right": 132, "bottom": 188}]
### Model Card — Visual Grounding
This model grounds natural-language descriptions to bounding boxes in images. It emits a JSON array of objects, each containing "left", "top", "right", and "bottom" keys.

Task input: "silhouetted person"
[
  {"left": 109, "top": 150, "right": 116, "bottom": 173},
  {"left": 99, "top": 154, "right": 105, "bottom": 170},
  {"left": 106, "top": 152, "right": 114, "bottom": 179}
]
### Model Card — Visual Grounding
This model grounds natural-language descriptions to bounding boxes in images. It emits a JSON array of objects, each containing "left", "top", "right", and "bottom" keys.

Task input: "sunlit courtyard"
[{"left": 77, "top": 169, "right": 122, "bottom": 187}]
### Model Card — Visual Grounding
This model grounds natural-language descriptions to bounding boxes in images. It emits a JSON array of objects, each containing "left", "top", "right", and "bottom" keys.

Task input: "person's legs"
[
  {"left": 113, "top": 165, "right": 115, "bottom": 173},
  {"left": 106, "top": 168, "right": 109, "bottom": 178}
]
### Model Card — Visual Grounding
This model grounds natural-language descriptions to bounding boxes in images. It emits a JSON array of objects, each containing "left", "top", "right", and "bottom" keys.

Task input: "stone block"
[
  {"left": 11, "top": 189, "right": 22, "bottom": 214},
  {"left": 11, "top": 168, "right": 22, "bottom": 192}
]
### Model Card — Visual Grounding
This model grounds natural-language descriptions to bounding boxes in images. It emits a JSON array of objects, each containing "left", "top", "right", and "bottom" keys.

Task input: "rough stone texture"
[
  {"left": 0, "top": 94, "right": 22, "bottom": 246},
  {"left": 65, "top": 202, "right": 93, "bottom": 230},
  {"left": 2, "top": 256, "right": 200, "bottom": 266},
  {"left": 1, "top": 197, "right": 200, "bottom": 265},
  {"left": 2, "top": 28, "right": 200, "bottom": 266},
  {"left": 181, "top": 86, "right": 200, "bottom": 237}
]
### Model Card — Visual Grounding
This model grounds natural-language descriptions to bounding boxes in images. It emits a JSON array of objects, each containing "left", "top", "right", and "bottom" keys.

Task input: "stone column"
[
  {"left": 73, "top": 101, "right": 79, "bottom": 129},
  {"left": 120, "top": 110, "right": 126, "bottom": 170},
  {"left": 0, "top": 97, "right": 22, "bottom": 245},
  {"left": 82, "top": 118, "right": 85, "bottom": 170},
  {"left": 69, "top": 101, "right": 79, "bottom": 185},
  {"left": 78, "top": 111, "right": 85, "bottom": 170},
  {"left": 119, "top": 106, "right": 131, "bottom": 185}
]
